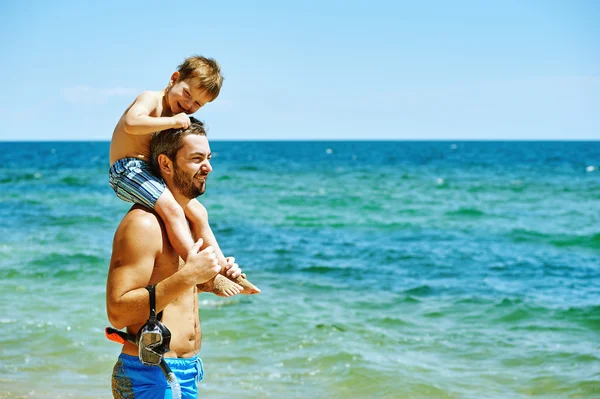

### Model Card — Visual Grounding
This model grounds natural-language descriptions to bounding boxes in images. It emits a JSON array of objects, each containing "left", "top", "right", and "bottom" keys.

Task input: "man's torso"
[{"left": 119, "top": 207, "right": 202, "bottom": 359}]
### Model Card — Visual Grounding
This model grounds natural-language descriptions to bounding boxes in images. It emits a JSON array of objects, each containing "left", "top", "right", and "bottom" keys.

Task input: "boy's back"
[{"left": 109, "top": 90, "right": 166, "bottom": 165}]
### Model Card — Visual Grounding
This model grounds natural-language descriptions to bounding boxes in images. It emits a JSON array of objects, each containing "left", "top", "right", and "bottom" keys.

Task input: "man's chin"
[
  {"left": 195, "top": 181, "right": 206, "bottom": 196},
  {"left": 188, "top": 186, "right": 205, "bottom": 199}
]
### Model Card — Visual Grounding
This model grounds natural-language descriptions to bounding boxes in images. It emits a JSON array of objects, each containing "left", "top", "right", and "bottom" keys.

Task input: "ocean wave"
[
  {"left": 47, "top": 215, "right": 109, "bottom": 227},
  {"left": 275, "top": 217, "right": 415, "bottom": 229},
  {"left": 396, "top": 295, "right": 421, "bottom": 304},
  {"left": 494, "top": 307, "right": 536, "bottom": 323},
  {"left": 467, "top": 182, "right": 528, "bottom": 193},
  {"left": 7, "top": 253, "right": 108, "bottom": 280},
  {"left": 445, "top": 207, "right": 486, "bottom": 218},
  {"left": 293, "top": 280, "right": 348, "bottom": 291},
  {"left": 402, "top": 285, "right": 434, "bottom": 296},
  {"left": 237, "top": 165, "right": 260, "bottom": 171},
  {"left": 279, "top": 198, "right": 312, "bottom": 207},
  {"left": 315, "top": 323, "right": 348, "bottom": 332},
  {"left": 302, "top": 265, "right": 356, "bottom": 279},
  {"left": 0, "top": 172, "right": 44, "bottom": 184},
  {"left": 558, "top": 305, "right": 600, "bottom": 328},
  {"left": 59, "top": 176, "right": 89, "bottom": 187},
  {"left": 508, "top": 229, "right": 600, "bottom": 250},
  {"left": 486, "top": 299, "right": 600, "bottom": 329},
  {"left": 370, "top": 316, "right": 414, "bottom": 327}
]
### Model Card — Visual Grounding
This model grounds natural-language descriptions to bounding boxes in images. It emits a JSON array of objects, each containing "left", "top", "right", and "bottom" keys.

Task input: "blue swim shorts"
[
  {"left": 112, "top": 353, "right": 204, "bottom": 399},
  {"left": 109, "top": 158, "right": 166, "bottom": 210}
]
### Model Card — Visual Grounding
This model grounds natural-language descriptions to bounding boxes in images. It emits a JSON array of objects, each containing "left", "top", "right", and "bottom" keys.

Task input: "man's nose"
[{"left": 202, "top": 160, "right": 212, "bottom": 173}]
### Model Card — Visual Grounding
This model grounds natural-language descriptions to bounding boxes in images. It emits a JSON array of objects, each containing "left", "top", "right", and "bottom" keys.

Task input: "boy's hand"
[
  {"left": 172, "top": 113, "right": 191, "bottom": 129},
  {"left": 186, "top": 238, "right": 220, "bottom": 284},
  {"left": 224, "top": 256, "right": 245, "bottom": 279}
]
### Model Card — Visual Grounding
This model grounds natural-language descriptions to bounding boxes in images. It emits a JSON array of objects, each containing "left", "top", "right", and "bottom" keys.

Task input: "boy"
[{"left": 109, "top": 55, "right": 259, "bottom": 296}]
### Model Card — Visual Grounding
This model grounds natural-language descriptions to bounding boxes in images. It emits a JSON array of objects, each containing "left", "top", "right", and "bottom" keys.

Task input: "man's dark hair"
[{"left": 149, "top": 117, "right": 207, "bottom": 176}]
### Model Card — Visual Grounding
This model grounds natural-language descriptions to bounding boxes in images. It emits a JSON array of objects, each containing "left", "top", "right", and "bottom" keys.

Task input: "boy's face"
[{"left": 166, "top": 72, "right": 213, "bottom": 115}]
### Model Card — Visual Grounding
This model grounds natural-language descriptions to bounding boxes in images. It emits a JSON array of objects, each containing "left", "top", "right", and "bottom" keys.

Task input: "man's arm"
[
  {"left": 106, "top": 210, "right": 220, "bottom": 329},
  {"left": 122, "top": 91, "right": 190, "bottom": 135}
]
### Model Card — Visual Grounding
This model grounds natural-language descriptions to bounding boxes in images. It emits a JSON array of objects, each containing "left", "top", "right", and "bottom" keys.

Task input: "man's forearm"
[{"left": 108, "top": 269, "right": 196, "bottom": 329}]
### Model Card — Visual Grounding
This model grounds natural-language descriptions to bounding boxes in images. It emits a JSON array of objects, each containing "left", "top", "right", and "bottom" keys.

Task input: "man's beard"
[{"left": 173, "top": 163, "right": 206, "bottom": 199}]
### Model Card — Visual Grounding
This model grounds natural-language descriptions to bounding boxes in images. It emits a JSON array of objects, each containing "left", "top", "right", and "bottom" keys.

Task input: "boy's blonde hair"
[{"left": 177, "top": 56, "right": 223, "bottom": 101}]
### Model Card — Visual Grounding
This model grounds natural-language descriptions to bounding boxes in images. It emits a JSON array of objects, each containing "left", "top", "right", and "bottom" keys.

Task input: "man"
[{"left": 106, "top": 118, "right": 243, "bottom": 398}]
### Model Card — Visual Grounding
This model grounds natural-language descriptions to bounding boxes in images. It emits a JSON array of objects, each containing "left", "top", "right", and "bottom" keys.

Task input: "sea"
[{"left": 0, "top": 141, "right": 599, "bottom": 399}]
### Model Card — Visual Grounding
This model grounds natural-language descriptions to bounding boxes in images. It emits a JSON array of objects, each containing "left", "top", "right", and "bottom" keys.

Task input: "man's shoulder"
[{"left": 116, "top": 205, "right": 164, "bottom": 238}]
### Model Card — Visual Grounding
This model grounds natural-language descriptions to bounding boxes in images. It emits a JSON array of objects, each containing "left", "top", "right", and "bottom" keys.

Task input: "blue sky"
[{"left": 0, "top": 0, "right": 598, "bottom": 140}]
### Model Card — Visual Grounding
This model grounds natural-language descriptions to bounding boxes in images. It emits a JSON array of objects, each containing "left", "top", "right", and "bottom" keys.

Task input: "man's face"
[
  {"left": 172, "top": 134, "right": 212, "bottom": 199},
  {"left": 166, "top": 72, "right": 213, "bottom": 115}
]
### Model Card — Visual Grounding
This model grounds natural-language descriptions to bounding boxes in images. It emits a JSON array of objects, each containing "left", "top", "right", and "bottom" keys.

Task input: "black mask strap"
[
  {"left": 145, "top": 285, "right": 163, "bottom": 321},
  {"left": 140, "top": 285, "right": 171, "bottom": 357}
]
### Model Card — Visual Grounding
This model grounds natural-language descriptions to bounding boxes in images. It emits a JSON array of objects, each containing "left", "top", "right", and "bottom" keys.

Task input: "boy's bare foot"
[
  {"left": 197, "top": 274, "right": 243, "bottom": 297},
  {"left": 221, "top": 257, "right": 261, "bottom": 294},
  {"left": 213, "top": 274, "right": 243, "bottom": 297},
  {"left": 229, "top": 276, "right": 261, "bottom": 295}
]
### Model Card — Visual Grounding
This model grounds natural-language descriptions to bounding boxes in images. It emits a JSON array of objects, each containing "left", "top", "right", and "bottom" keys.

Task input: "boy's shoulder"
[
  {"left": 135, "top": 90, "right": 164, "bottom": 102},
  {"left": 130, "top": 90, "right": 165, "bottom": 115}
]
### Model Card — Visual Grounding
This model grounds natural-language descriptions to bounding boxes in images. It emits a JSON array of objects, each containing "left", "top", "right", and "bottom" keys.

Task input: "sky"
[{"left": 0, "top": 0, "right": 598, "bottom": 141}]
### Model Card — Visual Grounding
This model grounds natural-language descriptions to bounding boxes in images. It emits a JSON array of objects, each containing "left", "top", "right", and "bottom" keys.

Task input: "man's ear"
[
  {"left": 169, "top": 71, "right": 180, "bottom": 87},
  {"left": 157, "top": 154, "right": 173, "bottom": 176}
]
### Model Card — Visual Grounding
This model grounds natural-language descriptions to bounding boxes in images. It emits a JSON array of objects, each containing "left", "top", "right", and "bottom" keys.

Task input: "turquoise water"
[{"left": 1, "top": 141, "right": 599, "bottom": 398}]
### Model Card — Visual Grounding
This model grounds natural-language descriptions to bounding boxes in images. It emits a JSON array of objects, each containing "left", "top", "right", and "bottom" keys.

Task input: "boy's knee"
[
  {"left": 186, "top": 200, "right": 208, "bottom": 221},
  {"left": 156, "top": 197, "right": 185, "bottom": 219}
]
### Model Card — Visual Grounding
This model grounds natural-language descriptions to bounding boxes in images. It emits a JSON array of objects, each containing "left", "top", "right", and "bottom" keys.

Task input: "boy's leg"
[
  {"left": 110, "top": 159, "right": 194, "bottom": 263},
  {"left": 154, "top": 188, "right": 196, "bottom": 262},
  {"left": 155, "top": 192, "right": 243, "bottom": 297},
  {"left": 185, "top": 199, "right": 260, "bottom": 295}
]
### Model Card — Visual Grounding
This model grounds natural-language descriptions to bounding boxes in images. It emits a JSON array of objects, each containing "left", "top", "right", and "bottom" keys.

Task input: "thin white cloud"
[{"left": 62, "top": 86, "right": 137, "bottom": 104}]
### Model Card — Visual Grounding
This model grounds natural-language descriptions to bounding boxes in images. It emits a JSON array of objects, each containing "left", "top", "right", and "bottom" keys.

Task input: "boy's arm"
[{"left": 122, "top": 91, "right": 189, "bottom": 135}]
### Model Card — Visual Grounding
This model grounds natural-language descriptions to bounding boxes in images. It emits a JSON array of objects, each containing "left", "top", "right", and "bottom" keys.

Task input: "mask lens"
[{"left": 139, "top": 328, "right": 163, "bottom": 365}]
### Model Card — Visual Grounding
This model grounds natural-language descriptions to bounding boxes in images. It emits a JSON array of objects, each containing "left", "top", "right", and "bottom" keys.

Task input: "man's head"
[
  {"left": 150, "top": 118, "right": 212, "bottom": 199},
  {"left": 165, "top": 55, "right": 223, "bottom": 115}
]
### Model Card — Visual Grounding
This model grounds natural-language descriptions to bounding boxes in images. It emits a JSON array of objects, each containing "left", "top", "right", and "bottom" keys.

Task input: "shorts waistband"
[{"left": 117, "top": 352, "right": 202, "bottom": 370}]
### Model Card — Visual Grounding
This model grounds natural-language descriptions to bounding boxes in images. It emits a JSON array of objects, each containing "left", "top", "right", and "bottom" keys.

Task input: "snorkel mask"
[
  {"left": 105, "top": 285, "right": 180, "bottom": 398},
  {"left": 136, "top": 285, "right": 171, "bottom": 366}
]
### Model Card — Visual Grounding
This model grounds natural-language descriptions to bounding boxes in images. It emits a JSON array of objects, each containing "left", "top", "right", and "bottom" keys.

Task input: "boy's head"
[{"left": 166, "top": 55, "right": 224, "bottom": 115}]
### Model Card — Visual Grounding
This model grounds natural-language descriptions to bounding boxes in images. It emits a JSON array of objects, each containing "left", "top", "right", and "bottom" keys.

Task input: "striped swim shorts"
[
  {"left": 112, "top": 352, "right": 204, "bottom": 399},
  {"left": 109, "top": 158, "right": 166, "bottom": 210}
]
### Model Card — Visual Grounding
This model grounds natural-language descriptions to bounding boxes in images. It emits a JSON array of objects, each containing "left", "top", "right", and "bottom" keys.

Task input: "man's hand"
[
  {"left": 172, "top": 113, "right": 191, "bottom": 129},
  {"left": 224, "top": 256, "right": 245, "bottom": 279},
  {"left": 186, "top": 238, "right": 220, "bottom": 284}
]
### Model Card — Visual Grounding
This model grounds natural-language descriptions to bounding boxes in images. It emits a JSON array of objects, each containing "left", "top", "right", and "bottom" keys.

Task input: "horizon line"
[{"left": 1, "top": 138, "right": 599, "bottom": 143}]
